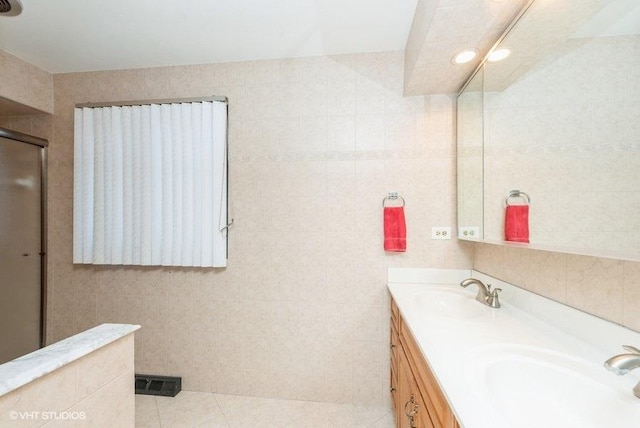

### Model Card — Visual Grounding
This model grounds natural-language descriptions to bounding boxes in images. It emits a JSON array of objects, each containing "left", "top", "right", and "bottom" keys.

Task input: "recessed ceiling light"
[
  {"left": 487, "top": 48, "right": 511, "bottom": 62},
  {"left": 452, "top": 50, "right": 478, "bottom": 65}
]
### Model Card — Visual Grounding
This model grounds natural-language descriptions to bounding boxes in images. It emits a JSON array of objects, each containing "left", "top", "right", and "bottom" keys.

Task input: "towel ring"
[
  {"left": 382, "top": 192, "right": 405, "bottom": 207},
  {"left": 505, "top": 190, "right": 530, "bottom": 206}
]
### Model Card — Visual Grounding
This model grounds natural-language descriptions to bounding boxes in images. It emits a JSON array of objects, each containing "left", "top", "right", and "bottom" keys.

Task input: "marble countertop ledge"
[{"left": 0, "top": 323, "right": 140, "bottom": 397}]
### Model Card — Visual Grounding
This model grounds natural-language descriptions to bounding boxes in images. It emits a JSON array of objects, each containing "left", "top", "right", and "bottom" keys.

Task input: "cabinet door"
[
  {"left": 398, "top": 352, "right": 413, "bottom": 428},
  {"left": 400, "top": 320, "right": 458, "bottom": 428},
  {"left": 398, "top": 344, "right": 435, "bottom": 428}
]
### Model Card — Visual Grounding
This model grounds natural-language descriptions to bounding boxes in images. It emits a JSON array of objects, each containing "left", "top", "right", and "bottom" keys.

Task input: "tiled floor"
[{"left": 136, "top": 391, "right": 395, "bottom": 428}]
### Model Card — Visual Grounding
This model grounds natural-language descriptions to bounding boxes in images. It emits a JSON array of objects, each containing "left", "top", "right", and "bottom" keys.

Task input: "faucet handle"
[
  {"left": 488, "top": 287, "right": 502, "bottom": 308},
  {"left": 623, "top": 345, "right": 640, "bottom": 354},
  {"left": 486, "top": 284, "right": 502, "bottom": 294}
]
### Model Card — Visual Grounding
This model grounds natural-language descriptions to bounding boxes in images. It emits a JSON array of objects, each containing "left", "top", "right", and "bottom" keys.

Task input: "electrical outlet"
[
  {"left": 458, "top": 227, "right": 480, "bottom": 239},
  {"left": 431, "top": 227, "right": 451, "bottom": 240}
]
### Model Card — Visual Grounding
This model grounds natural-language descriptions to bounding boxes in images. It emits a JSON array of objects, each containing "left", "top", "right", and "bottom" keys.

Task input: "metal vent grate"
[{"left": 135, "top": 374, "right": 181, "bottom": 397}]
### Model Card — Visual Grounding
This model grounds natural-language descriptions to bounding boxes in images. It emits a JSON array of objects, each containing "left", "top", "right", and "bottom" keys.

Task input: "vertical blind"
[{"left": 73, "top": 99, "right": 228, "bottom": 267}]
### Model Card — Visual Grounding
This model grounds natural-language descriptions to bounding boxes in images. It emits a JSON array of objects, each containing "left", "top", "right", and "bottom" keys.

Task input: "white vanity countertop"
[
  {"left": 0, "top": 323, "right": 140, "bottom": 397},
  {"left": 388, "top": 268, "right": 640, "bottom": 428}
]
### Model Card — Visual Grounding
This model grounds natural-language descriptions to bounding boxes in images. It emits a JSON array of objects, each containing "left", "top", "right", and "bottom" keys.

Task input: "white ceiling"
[{"left": 0, "top": 0, "right": 418, "bottom": 73}]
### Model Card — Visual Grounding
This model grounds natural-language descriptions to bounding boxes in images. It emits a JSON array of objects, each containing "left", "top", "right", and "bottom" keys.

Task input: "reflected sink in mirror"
[
  {"left": 467, "top": 345, "right": 640, "bottom": 428},
  {"left": 414, "top": 286, "right": 507, "bottom": 320}
]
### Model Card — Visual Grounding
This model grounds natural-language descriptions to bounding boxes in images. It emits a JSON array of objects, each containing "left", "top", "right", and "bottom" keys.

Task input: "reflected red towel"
[
  {"left": 505, "top": 205, "right": 529, "bottom": 243},
  {"left": 384, "top": 207, "right": 406, "bottom": 252}
]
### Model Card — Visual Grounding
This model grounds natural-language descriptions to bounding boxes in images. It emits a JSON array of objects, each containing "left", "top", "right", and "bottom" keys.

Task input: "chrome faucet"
[
  {"left": 604, "top": 345, "right": 640, "bottom": 398},
  {"left": 460, "top": 278, "right": 501, "bottom": 308}
]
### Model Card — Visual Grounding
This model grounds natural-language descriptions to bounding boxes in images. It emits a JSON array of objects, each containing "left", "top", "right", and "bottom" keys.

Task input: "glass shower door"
[{"left": 0, "top": 136, "right": 43, "bottom": 364}]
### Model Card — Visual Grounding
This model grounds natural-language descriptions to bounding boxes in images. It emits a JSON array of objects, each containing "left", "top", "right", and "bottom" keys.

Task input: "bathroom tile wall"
[
  {"left": 0, "top": 50, "right": 53, "bottom": 114},
  {"left": 0, "top": 114, "right": 51, "bottom": 140},
  {"left": 48, "top": 52, "right": 472, "bottom": 405},
  {"left": 473, "top": 243, "right": 640, "bottom": 332}
]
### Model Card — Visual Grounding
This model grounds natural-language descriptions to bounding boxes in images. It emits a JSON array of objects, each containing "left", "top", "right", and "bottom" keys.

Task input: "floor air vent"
[{"left": 135, "top": 374, "right": 181, "bottom": 397}]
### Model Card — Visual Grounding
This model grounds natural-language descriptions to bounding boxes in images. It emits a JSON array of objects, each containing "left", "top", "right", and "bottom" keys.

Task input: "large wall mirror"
[{"left": 457, "top": 0, "right": 640, "bottom": 260}]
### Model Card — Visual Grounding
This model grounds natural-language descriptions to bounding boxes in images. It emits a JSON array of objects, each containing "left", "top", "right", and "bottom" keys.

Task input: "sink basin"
[
  {"left": 415, "top": 288, "right": 485, "bottom": 319},
  {"left": 467, "top": 345, "right": 640, "bottom": 427},
  {"left": 414, "top": 286, "right": 506, "bottom": 320}
]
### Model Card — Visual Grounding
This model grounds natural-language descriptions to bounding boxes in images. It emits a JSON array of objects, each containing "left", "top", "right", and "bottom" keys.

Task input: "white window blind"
[{"left": 73, "top": 99, "right": 228, "bottom": 267}]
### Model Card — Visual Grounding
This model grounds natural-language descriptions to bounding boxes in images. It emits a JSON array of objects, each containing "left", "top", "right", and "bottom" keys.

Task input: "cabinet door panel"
[
  {"left": 398, "top": 343, "right": 435, "bottom": 428},
  {"left": 401, "top": 319, "right": 456, "bottom": 428},
  {"left": 397, "top": 346, "right": 413, "bottom": 428}
]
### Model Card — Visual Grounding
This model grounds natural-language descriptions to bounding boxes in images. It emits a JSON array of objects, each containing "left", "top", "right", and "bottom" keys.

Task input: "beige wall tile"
[
  {"left": 76, "top": 335, "right": 134, "bottom": 400},
  {"left": 558, "top": 255, "right": 624, "bottom": 322},
  {"left": 509, "top": 248, "right": 567, "bottom": 303},
  {"left": 40, "top": 416, "right": 77, "bottom": 428},
  {"left": 0, "top": 115, "right": 50, "bottom": 139},
  {"left": 0, "top": 50, "right": 53, "bottom": 113},
  {"left": 623, "top": 261, "right": 640, "bottom": 332},
  {"left": 0, "top": 363, "right": 76, "bottom": 428},
  {"left": 75, "top": 372, "right": 134, "bottom": 428},
  {"left": 473, "top": 242, "right": 640, "bottom": 330}
]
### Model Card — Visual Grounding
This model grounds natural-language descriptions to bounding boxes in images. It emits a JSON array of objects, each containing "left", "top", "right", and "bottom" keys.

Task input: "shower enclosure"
[{"left": 0, "top": 127, "right": 47, "bottom": 365}]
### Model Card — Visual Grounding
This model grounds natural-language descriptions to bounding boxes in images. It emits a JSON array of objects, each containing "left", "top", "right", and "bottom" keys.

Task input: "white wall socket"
[
  {"left": 431, "top": 227, "right": 451, "bottom": 240},
  {"left": 458, "top": 226, "right": 480, "bottom": 238}
]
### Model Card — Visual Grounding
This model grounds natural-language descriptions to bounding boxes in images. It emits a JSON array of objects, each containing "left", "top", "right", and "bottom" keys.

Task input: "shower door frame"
[{"left": 0, "top": 127, "right": 48, "bottom": 348}]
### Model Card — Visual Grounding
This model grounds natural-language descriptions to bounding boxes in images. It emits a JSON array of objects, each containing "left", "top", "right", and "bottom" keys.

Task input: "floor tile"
[
  {"left": 135, "top": 395, "right": 161, "bottom": 428},
  {"left": 155, "top": 391, "right": 225, "bottom": 428},
  {"left": 136, "top": 392, "right": 394, "bottom": 428},
  {"left": 281, "top": 400, "right": 354, "bottom": 427},
  {"left": 220, "top": 396, "right": 294, "bottom": 428}
]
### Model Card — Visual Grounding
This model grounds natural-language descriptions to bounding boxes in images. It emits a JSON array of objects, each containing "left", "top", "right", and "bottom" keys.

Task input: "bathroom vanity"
[{"left": 388, "top": 269, "right": 640, "bottom": 428}]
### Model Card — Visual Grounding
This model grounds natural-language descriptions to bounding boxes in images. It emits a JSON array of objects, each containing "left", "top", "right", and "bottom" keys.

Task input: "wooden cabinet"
[{"left": 390, "top": 297, "right": 459, "bottom": 428}]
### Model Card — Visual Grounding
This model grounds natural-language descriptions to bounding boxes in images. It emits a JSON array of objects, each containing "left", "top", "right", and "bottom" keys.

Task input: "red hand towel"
[
  {"left": 505, "top": 205, "right": 529, "bottom": 243},
  {"left": 384, "top": 207, "right": 406, "bottom": 252}
]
